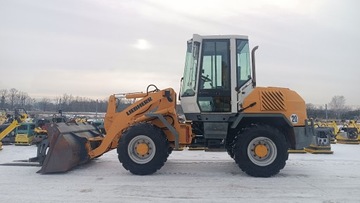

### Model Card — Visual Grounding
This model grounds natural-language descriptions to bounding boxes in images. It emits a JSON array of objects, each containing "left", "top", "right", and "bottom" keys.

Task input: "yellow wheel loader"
[{"left": 33, "top": 34, "right": 313, "bottom": 177}]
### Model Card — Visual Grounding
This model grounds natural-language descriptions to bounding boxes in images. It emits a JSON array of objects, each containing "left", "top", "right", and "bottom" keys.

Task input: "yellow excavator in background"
[
  {"left": 0, "top": 109, "right": 28, "bottom": 150},
  {"left": 33, "top": 34, "right": 313, "bottom": 177}
]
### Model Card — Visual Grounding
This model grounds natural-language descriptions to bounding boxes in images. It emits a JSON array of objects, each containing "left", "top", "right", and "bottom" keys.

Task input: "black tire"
[
  {"left": 348, "top": 130, "right": 358, "bottom": 139},
  {"left": 117, "top": 123, "right": 169, "bottom": 175},
  {"left": 226, "top": 148, "right": 235, "bottom": 159},
  {"left": 233, "top": 125, "right": 288, "bottom": 177},
  {"left": 225, "top": 138, "right": 235, "bottom": 159}
]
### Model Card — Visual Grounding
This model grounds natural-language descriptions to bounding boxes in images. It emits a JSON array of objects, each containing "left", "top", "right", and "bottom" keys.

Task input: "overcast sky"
[{"left": 0, "top": 0, "right": 359, "bottom": 107}]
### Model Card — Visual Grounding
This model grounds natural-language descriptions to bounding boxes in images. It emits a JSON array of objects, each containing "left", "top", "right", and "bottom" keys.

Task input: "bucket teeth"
[{"left": 37, "top": 122, "right": 102, "bottom": 174}]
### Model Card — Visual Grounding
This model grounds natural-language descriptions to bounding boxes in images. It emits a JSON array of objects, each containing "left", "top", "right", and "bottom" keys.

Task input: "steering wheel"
[{"left": 201, "top": 75, "right": 212, "bottom": 82}]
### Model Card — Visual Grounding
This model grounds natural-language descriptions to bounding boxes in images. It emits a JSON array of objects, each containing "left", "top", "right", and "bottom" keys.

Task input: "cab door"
[{"left": 197, "top": 39, "right": 231, "bottom": 112}]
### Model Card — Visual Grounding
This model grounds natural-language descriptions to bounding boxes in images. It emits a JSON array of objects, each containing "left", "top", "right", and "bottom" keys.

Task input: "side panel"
[
  {"left": 203, "top": 122, "right": 228, "bottom": 139},
  {"left": 181, "top": 97, "right": 200, "bottom": 113},
  {"left": 184, "top": 113, "right": 236, "bottom": 122},
  {"left": 241, "top": 87, "right": 307, "bottom": 127},
  {"left": 234, "top": 86, "right": 312, "bottom": 149},
  {"left": 294, "top": 126, "right": 313, "bottom": 149}
]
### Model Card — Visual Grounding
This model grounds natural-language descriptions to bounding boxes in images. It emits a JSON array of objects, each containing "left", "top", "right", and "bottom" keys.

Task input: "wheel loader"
[{"left": 33, "top": 34, "right": 313, "bottom": 177}]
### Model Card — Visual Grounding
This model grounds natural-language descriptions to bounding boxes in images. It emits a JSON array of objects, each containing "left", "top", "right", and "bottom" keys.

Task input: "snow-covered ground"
[{"left": 0, "top": 144, "right": 360, "bottom": 203}]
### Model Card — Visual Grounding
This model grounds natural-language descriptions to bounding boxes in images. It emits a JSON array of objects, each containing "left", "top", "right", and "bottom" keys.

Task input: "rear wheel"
[
  {"left": 225, "top": 138, "right": 235, "bottom": 159},
  {"left": 117, "top": 123, "right": 169, "bottom": 175},
  {"left": 233, "top": 125, "right": 288, "bottom": 177}
]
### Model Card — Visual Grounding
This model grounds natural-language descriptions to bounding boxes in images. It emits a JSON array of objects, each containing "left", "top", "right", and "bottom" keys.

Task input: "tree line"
[
  {"left": 0, "top": 88, "right": 131, "bottom": 113},
  {"left": 307, "top": 96, "right": 360, "bottom": 120},
  {"left": 1, "top": 88, "right": 359, "bottom": 120}
]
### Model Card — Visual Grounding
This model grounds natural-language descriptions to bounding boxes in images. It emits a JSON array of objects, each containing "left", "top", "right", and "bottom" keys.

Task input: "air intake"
[{"left": 260, "top": 90, "right": 286, "bottom": 111}]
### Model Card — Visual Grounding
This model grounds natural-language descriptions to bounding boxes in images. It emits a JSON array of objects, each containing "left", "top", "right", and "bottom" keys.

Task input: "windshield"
[
  {"left": 236, "top": 39, "right": 251, "bottom": 87},
  {"left": 18, "top": 125, "right": 28, "bottom": 131},
  {"left": 180, "top": 40, "right": 200, "bottom": 97}
]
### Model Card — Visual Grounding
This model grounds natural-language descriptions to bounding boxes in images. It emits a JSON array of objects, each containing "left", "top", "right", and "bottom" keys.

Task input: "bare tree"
[
  {"left": 54, "top": 96, "right": 62, "bottom": 111},
  {"left": 27, "top": 98, "right": 36, "bottom": 110},
  {"left": 39, "top": 98, "right": 51, "bottom": 111},
  {"left": 9, "top": 88, "right": 19, "bottom": 110},
  {"left": 328, "top": 95, "right": 348, "bottom": 119},
  {"left": 0, "top": 89, "right": 7, "bottom": 108},
  {"left": 18, "top": 91, "right": 28, "bottom": 107},
  {"left": 61, "top": 94, "right": 74, "bottom": 111}
]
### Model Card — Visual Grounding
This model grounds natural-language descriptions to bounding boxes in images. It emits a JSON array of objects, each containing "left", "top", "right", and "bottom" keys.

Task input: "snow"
[{"left": 1, "top": 144, "right": 360, "bottom": 203}]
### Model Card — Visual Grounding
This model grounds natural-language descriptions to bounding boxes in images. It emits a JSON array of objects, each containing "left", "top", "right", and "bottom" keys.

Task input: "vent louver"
[{"left": 260, "top": 90, "right": 286, "bottom": 111}]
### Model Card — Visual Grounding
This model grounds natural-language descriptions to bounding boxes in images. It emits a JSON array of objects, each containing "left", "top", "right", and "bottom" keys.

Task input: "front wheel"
[
  {"left": 117, "top": 123, "right": 169, "bottom": 175},
  {"left": 233, "top": 125, "right": 288, "bottom": 177}
]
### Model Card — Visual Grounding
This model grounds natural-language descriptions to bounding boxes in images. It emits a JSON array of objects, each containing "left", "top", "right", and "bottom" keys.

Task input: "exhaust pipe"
[{"left": 251, "top": 46, "right": 259, "bottom": 88}]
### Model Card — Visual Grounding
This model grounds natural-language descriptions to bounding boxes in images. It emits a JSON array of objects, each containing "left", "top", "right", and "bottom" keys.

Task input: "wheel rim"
[
  {"left": 128, "top": 135, "right": 156, "bottom": 164},
  {"left": 247, "top": 136, "right": 277, "bottom": 166}
]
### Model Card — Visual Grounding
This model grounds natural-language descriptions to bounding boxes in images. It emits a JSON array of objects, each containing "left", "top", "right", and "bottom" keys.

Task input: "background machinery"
[
  {"left": 33, "top": 34, "right": 313, "bottom": 177},
  {"left": 314, "top": 120, "right": 338, "bottom": 144},
  {"left": 33, "top": 111, "right": 68, "bottom": 145},
  {"left": 0, "top": 109, "right": 28, "bottom": 149},
  {"left": 304, "top": 127, "right": 333, "bottom": 154},
  {"left": 15, "top": 122, "right": 36, "bottom": 145},
  {"left": 336, "top": 120, "right": 359, "bottom": 144}
]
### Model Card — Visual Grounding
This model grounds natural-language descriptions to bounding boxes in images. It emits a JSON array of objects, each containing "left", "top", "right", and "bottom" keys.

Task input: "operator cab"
[{"left": 180, "top": 34, "right": 254, "bottom": 120}]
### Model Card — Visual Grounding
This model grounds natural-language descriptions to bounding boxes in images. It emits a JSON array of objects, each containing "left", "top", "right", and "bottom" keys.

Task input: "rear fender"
[{"left": 230, "top": 114, "right": 312, "bottom": 149}]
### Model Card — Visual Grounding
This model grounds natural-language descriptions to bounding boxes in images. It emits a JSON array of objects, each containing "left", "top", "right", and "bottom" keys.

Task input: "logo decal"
[{"left": 126, "top": 97, "right": 152, "bottom": 115}]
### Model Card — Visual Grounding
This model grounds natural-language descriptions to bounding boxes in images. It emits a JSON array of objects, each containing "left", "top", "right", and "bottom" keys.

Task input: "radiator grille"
[{"left": 260, "top": 90, "right": 286, "bottom": 111}]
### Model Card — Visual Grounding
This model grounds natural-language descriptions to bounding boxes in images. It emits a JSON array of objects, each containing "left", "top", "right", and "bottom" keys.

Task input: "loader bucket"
[{"left": 38, "top": 122, "right": 102, "bottom": 174}]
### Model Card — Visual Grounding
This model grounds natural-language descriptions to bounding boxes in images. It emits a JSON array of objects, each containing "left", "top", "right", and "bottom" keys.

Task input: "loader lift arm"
[
  {"left": 38, "top": 85, "right": 193, "bottom": 174},
  {"left": 90, "top": 86, "right": 189, "bottom": 158}
]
